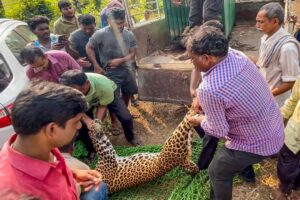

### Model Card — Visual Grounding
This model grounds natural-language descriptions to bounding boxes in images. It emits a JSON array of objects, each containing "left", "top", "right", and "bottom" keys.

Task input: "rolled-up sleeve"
[
  {"left": 280, "top": 42, "right": 300, "bottom": 82},
  {"left": 200, "top": 90, "right": 229, "bottom": 138}
]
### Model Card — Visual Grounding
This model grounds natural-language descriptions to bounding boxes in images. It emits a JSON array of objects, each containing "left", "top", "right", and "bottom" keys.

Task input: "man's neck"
[
  {"left": 12, "top": 135, "right": 52, "bottom": 162},
  {"left": 266, "top": 26, "right": 281, "bottom": 39},
  {"left": 38, "top": 37, "right": 51, "bottom": 45},
  {"left": 63, "top": 15, "right": 75, "bottom": 22}
]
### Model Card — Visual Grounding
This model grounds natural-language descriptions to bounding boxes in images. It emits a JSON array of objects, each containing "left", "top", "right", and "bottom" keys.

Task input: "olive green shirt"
[
  {"left": 85, "top": 73, "right": 117, "bottom": 107},
  {"left": 53, "top": 16, "right": 79, "bottom": 37},
  {"left": 281, "top": 78, "right": 300, "bottom": 154}
]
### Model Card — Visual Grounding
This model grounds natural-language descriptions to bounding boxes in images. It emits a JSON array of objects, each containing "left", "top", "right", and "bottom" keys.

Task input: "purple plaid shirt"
[{"left": 199, "top": 50, "right": 284, "bottom": 156}]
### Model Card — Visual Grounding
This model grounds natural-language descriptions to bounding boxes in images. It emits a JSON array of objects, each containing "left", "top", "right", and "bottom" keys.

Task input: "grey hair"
[{"left": 259, "top": 2, "right": 284, "bottom": 25}]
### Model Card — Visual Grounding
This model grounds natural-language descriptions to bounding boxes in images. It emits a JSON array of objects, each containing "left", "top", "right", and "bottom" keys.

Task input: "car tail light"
[{"left": 0, "top": 104, "right": 13, "bottom": 128}]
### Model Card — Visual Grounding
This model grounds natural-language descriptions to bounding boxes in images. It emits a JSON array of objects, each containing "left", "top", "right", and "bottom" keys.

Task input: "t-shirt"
[
  {"left": 85, "top": 73, "right": 117, "bottom": 107},
  {"left": 88, "top": 26, "right": 137, "bottom": 69}
]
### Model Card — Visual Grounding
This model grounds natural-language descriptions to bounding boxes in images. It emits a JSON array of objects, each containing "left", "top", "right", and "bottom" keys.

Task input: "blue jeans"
[{"left": 80, "top": 182, "right": 108, "bottom": 200}]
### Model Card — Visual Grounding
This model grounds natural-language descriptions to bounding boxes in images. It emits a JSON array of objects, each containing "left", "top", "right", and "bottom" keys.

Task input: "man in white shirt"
[{"left": 256, "top": 2, "right": 300, "bottom": 107}]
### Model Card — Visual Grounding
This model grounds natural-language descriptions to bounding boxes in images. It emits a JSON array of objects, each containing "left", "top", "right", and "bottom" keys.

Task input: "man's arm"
[
  {"left": 86, "top": 42, "right": 104, "bottom": 74},
  {"left": 276, "top": 42, "right": 300, "bottom": 96},
  {"left": 71, "top": 169, "right": 103, "bottom": 192},
  {"left": 272, "top": 82, "right": 295, "bottom": 96},
  {"left": 197, "top": 90, "right": 229, "bottom": 138},
  {"left": 108, "top": 48, "right": 136, "bottom": 68},
  {"left": 53, "top": 20, "right": 61, "bottom": 35},
  {"left": 69, "top": 34, "right": 92, "bottom": 68},
  {"left": 190, "top": 68, "right": 201, "bottom": 98},
  {"left": 95, "top": 105, "right": 108, "bottom": 121},
  {"left": 63, "top": 51, "right": 81, "bottom": 70}
]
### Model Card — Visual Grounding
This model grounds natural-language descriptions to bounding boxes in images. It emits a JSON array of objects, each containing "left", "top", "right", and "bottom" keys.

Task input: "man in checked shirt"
[{"left": 187, "top": 26, "right": 284, "bottom": 200}]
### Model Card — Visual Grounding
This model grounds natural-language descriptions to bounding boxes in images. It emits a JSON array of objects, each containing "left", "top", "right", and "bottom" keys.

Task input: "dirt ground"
[{"left": 107, "top": 101, "right": 188, "bottom": 147}]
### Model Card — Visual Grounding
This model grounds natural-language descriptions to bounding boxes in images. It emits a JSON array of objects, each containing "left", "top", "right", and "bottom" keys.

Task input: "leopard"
[{"left": 88, "top": 110, "right": 199, "bottom": 194}]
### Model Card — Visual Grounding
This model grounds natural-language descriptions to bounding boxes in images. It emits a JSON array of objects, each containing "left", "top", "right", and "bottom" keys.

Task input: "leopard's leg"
[{"left": 181, "top": 160, "right": 199, "bottom": 175}]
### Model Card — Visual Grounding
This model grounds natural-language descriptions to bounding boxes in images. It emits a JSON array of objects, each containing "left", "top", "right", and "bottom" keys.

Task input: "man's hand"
[
  {"left": 81, "top": 114, "right": 94, "bottom": 131},
  {"left": 190, "top": 89, "right": 197, "bottom": 99},
  {"left": 51, "top": 43, "right": 65, "bottom": 50},
  {"left": 187, "top": 114, "right": 205, "bottom": 126},
  {"left": 72, "top": 169, "right": 103, "bottom": 192},
  {"left": 108, "top": 58, "right": 124, "bottom": 68},
  {"left": 172, "top": 0, "right": 181, "bottom": 6},
  {"left": 77, "top": 57, "right": 92, "bottom": 68},
  {"left": 188, "top": 114, "right": 205, "bottom": 126},
  {"left": 94, "top": 64, "right": 105, "bottom": 74},
  {"left": 191, "top": 96, "right": 202, "bottom": 113}
]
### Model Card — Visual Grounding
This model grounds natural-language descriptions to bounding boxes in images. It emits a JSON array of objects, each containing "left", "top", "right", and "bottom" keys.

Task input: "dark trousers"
[
  {"left": 194, "top": 125, "right": 219, "bottom": 170},
  {"left": 194, "top": 126, "right": 255, "bottom": 176},
  {"left": 189, "top": 0, "right": 223, "bottom": 27},
  {"left": 208, "top": 147, "right": 265, "bottom": 200},
  {"left": 277, "top": 144, "right": 300, "bottom": 194},
  {"left": 107, "top": 95, "right": 135, "bottom": 142}
]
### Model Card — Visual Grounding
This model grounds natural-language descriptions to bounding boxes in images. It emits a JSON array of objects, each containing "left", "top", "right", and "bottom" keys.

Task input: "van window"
[
  {"left": 15, "top": 25, "right": 37, "bottom": 42},
  {"left": 0, "top": 57, "right": 13, "bottom": 93},
  {"left": 5, "top": 30, "right": 28, "bottom": 65}
]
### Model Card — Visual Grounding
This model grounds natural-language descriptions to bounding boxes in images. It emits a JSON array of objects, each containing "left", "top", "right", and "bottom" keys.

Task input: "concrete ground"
[{"left": 229, "top": 24, "right": 262, "bottom": 58}]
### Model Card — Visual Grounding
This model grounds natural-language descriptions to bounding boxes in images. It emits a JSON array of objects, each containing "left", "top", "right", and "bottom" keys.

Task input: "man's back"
[
  {"left": 85, "top": 73, "right": 117, "bottom": 107},
  {"left": 199, "top": 51, "right": 284, "bottom": 156}
]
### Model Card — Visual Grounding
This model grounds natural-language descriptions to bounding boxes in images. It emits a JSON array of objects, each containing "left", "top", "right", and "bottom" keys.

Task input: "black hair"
[
  {"left": 203, "top": 20, "right": 224, "bottom": 33},
  {"left": 20, "top": 46, "right": 45, "bottom": 64},
  {"left": 58, "top": 0, "right": 72, "bottom": 10},
  {"left": 60, "top": 69, "right": 88, "bottom": 86},
  {"left": 107, "top": 7, "right": 126, "bottom": 20},
  {"left": 27, "top": 15, "right": 50, "bottom": 31},
  {"left": 11, "top": 81, "right": 88, "bottom": 136},
  {"left": 78, "top": 14, "right": 96, "bottom": 25},
  {"left": 189, "top": 26, "right": 228, "bottom": 57}
]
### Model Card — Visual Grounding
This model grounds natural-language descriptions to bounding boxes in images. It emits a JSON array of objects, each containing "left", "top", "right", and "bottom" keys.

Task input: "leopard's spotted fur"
[{"left": 89, "top": 110, "right": 199, "bottom": 193}]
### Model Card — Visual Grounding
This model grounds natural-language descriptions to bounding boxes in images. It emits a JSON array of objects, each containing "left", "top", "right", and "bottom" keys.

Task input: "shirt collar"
[
  {"left": 202, "top": 53, "right": 229, "bottom": 77},
  {"left": 5, "top": 134, "right": 72, "bottom": 183},
  {"left": 262, "top": 27, "right": 284, "bottom": 43},
  {"left": 61, "top": 16, "right": 78, "bottom": 25}
]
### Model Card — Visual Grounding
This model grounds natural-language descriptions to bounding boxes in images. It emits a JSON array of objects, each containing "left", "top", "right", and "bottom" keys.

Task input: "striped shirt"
[{"left": 199, "top": 51, "right": 284, "bottom": 156}]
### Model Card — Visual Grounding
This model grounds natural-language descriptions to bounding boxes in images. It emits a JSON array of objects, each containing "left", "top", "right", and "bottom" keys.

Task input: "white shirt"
[{"left": 259, "top": 28, "right": 300, "bottom": 107}]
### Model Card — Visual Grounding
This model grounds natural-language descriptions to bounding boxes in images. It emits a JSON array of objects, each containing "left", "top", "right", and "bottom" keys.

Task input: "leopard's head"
[{"left": 91, "top": 119, "right": 105, "bottom": 138}]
